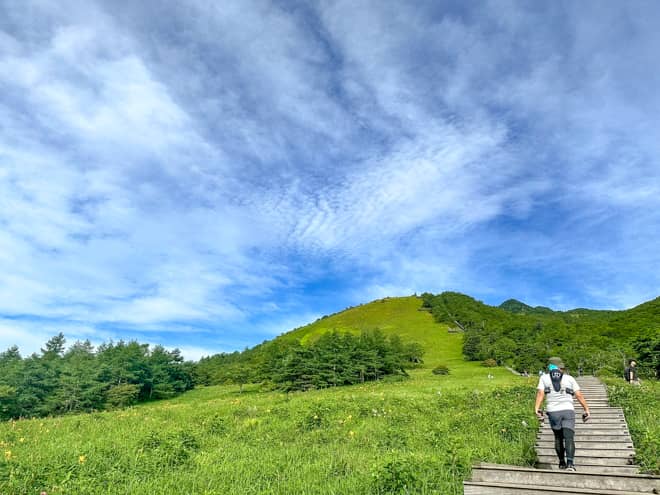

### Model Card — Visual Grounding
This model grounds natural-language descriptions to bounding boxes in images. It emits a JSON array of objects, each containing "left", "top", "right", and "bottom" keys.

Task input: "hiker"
[
  {"left": 534, "top": 357, "right": 590, "bottom": 471},
  {"left": 624, "top": 360, "right": 641, "bottom": 385}
]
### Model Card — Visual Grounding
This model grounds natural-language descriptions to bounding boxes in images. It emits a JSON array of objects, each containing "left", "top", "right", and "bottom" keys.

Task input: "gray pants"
[{"left": 547, "top": 410, "right": 576, "bottom": 463}]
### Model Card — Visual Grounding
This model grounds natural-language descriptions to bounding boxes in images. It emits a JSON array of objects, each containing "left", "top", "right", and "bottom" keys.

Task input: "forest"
[
  {"left": 0, "top": 329, "right": 423, "bottom": 420},
  {"left": 195, "top": 329, "right": 425, "bottom": 391},
  {"left": 0, "top": 333, "right": 194, "bottom": 420},
  {"left": 421, "top": 291, "right": 660, "bottom": 378}
]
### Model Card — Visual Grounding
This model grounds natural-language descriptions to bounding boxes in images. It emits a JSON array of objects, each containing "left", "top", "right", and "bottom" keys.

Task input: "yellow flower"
[
  {"left": 78, "top": 455, "right": 87, "bottom": 464},
  {"left": 4, "top": 450, "right": 12, "bottom": 461},
  {"left": 348, "top": 431, "right": 355, "bottom": 438},
  {"left": 19, "top": 438, "right": 25, "bottom": 443}
]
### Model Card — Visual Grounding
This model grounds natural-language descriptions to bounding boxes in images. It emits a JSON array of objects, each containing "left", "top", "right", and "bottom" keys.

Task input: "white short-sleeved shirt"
[{"left": 537, "top": 373, "right": 580, "bottom": 412}]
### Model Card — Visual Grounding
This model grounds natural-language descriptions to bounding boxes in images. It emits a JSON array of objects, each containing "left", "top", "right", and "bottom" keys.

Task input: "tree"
[
  {"left": 633, "top": 331, "right": 660, "bottom": 378},
  {"left": 54, "top": 341, "right": 105, "bottom": 413},
  {"left": 41, "top": 333, "right": 66, "bottom": 359}
]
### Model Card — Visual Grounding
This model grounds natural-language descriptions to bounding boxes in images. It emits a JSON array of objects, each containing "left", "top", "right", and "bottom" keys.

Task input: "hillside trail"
[{"left": 463, "top": 376, "right": 660, "bottom": 494}]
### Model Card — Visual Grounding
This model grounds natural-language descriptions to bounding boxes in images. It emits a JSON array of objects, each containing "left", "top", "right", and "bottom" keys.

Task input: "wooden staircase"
[{"left": 463, "top": 376, "right": 660, "bottom": 494}]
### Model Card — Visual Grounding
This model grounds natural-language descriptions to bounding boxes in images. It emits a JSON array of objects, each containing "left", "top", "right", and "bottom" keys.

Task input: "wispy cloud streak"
[{"left": 1, "top": 0, "right": 659, "bottom": 357}]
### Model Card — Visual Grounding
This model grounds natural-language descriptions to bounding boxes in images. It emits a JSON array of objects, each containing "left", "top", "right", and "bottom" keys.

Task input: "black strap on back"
[{"left": 549, "top": 369, "right": 563, "bottom": 392}]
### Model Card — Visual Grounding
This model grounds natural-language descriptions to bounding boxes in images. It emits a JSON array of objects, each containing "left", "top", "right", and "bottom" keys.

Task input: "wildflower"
[
  {"left": 4, "top": 450, "right": 12, "bottom": 460},
  {"left": 349, "top": 431, "right": 355, "bottom": 438},
  {"left": 19, "top": 437, "right": 25, "bottom": 443},
  {"left": 78, "top": 455, "right": 87, "bottom": 464}
]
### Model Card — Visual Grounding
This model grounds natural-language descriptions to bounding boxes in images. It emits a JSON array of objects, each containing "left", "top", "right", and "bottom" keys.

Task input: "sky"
[{"left": 1, "top": 0, "right": 660, "bottom": 360}]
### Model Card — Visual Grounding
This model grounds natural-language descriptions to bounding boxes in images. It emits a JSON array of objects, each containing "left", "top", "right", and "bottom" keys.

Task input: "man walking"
[
  {"left": 624, "top": 360, "right": 640, "bottom": 385},
  {"left": 534, "top": 357, "right": 591, "bottom": 471}
]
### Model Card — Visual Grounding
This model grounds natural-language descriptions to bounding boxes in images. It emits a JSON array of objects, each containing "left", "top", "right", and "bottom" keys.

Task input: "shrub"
[
  {"left": 371, "top": 456, "right": 422, "bottom": 494},
  {"left": 105, "top": 384, "right": 141, "bottom": 408},
  {"left": 482, "top": 359, "right": 497, "bottom": 367},
  {"left": 432, "top": 365, "right": 450, "bottom": 375}
]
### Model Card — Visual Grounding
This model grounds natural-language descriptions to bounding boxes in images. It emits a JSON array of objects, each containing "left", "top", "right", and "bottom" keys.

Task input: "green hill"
[
  {"left": 282, "top": 296, "right": 461, "bottom": 367},
  {"left": 421, "top": 291, "right": 660, "bottom": 377},
  {"left": 499, "top": 298, "right": 553, "bottom": 315},
  {"left": 197, "top": 292, "right": 659, "bottom": 387},
  {"left": 195, "top": 295, "right": 479, "bottom": 391}
]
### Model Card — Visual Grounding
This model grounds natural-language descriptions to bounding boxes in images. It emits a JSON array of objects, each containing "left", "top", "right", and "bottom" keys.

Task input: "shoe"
[
  {"left": 558, "top": 461, "right": 567, "bottom": 470},
  {"left": 566, "top": 462, "right": 576, "bottom": 472}
]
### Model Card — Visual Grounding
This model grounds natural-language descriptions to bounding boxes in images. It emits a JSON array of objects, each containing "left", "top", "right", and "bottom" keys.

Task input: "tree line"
[
  {"left": 1, "top": 329, "right": 423, "bottom": 419},
  {"left": 421, "top": 291, "right": 660, "bottom": 378},
  {"left": 0, "top": 333, "right": 194, "bottom": 420},
  {"left": 195, "top": 329, "right": 424, "bottom": 392}
]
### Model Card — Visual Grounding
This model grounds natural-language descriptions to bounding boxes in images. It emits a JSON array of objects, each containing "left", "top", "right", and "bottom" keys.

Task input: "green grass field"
[
  {"left": 0, "top": 371, "right": 537, "bottom": 495},
  {"left": 1, "top": 296, "right": 656, "bottom": 494}
]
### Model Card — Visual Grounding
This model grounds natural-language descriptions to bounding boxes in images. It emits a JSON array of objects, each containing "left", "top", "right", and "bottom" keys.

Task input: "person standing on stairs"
[{"left": 534, "top": 357, "right": 591, "bottom": 472}]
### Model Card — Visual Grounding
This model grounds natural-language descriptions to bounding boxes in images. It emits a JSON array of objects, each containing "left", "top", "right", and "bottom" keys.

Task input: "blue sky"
[{"left": 1, "top": 1, "right": 660, "bottom": 360}]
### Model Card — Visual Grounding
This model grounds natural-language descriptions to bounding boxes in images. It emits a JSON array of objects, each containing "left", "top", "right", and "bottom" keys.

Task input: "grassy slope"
[
  {"left": 283, "top": 296, "right": 465, "bottom": 369},
  {"left": 0, "top": 296, "right": 540, "bottom": 494}
]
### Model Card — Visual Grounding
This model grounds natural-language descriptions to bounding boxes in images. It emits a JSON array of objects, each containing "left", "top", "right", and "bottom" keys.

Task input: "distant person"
[
  {"left": 624, "top": 360, "right": 640, "bottom": 385},
  {"left": 578, "top": 366, "right": 583, "bottom": 377},
  {"left": 535, "top": 357, "right": 590, "bottom": 471}
]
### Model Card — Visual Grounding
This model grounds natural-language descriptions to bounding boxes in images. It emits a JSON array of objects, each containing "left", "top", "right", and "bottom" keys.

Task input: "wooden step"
[
  {"left": 536, "top": 447, "right": 635, "bottom": 458},
  {"left": 537, "top": 455, "right": 635, "bottom": 466},
  {"left": 536, "top": 463, "right": 641, "bottom": 475},
  {"left": 540, "top": 424, "right": 628, "bottom": 431},
  {"left": 471, "top": 464, "right": 660, "bottom": 492},
  {"left": 537, "top": 434, "right": 633, "bottom": 443},
  {"left": 536, "top": 440, "right": 634, "bottom": 449},
  {"left": 464, "top": 480, "right": 653, "bottom": 494}
]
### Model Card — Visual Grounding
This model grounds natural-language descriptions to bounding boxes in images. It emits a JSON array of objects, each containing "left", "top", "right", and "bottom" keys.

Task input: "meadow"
[
  {"left": 1, "top": 296, "right": 656, "bottom": 494},
  {"left": 0, "top": 369, "right": 537, "bottom": 495},
  {"left": 1, "top": 298, "right": 539, "bottom": 495}
]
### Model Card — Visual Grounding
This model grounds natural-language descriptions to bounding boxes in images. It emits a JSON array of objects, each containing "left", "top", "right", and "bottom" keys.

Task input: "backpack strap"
[
  {"left": 549, "top": 369, "right": 563, "bottom": 392},
  {"left": 541, "top": 374, "right": 552, "bottom": 394}
]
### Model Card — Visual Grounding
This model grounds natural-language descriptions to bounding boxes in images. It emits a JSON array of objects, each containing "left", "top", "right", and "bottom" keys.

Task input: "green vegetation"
[
  {"left": 606, "top": 379, "right": 660, "bottom": 474},
  {"left": 421, "top": 292, "right": 660, "bottom": 378},
  {"left": 197, "top": 329, "right": 424, "bottom": 392},
  {"left": 197, "top": 297, "right": 466, "bottom": 392},
  {"left": 0, "top": 369, "right": 537, "bottom": 494},
  {"left": 0, "top": 294, "right": 657, "bottom": 493},
  {"left": 0, "top": 335, "right": 194, "bottom": 420}
]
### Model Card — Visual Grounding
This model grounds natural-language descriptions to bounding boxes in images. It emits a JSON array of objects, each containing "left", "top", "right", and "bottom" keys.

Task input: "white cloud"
[{"left": 1, "top": 0, "right": 660, "bottom": 355}]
